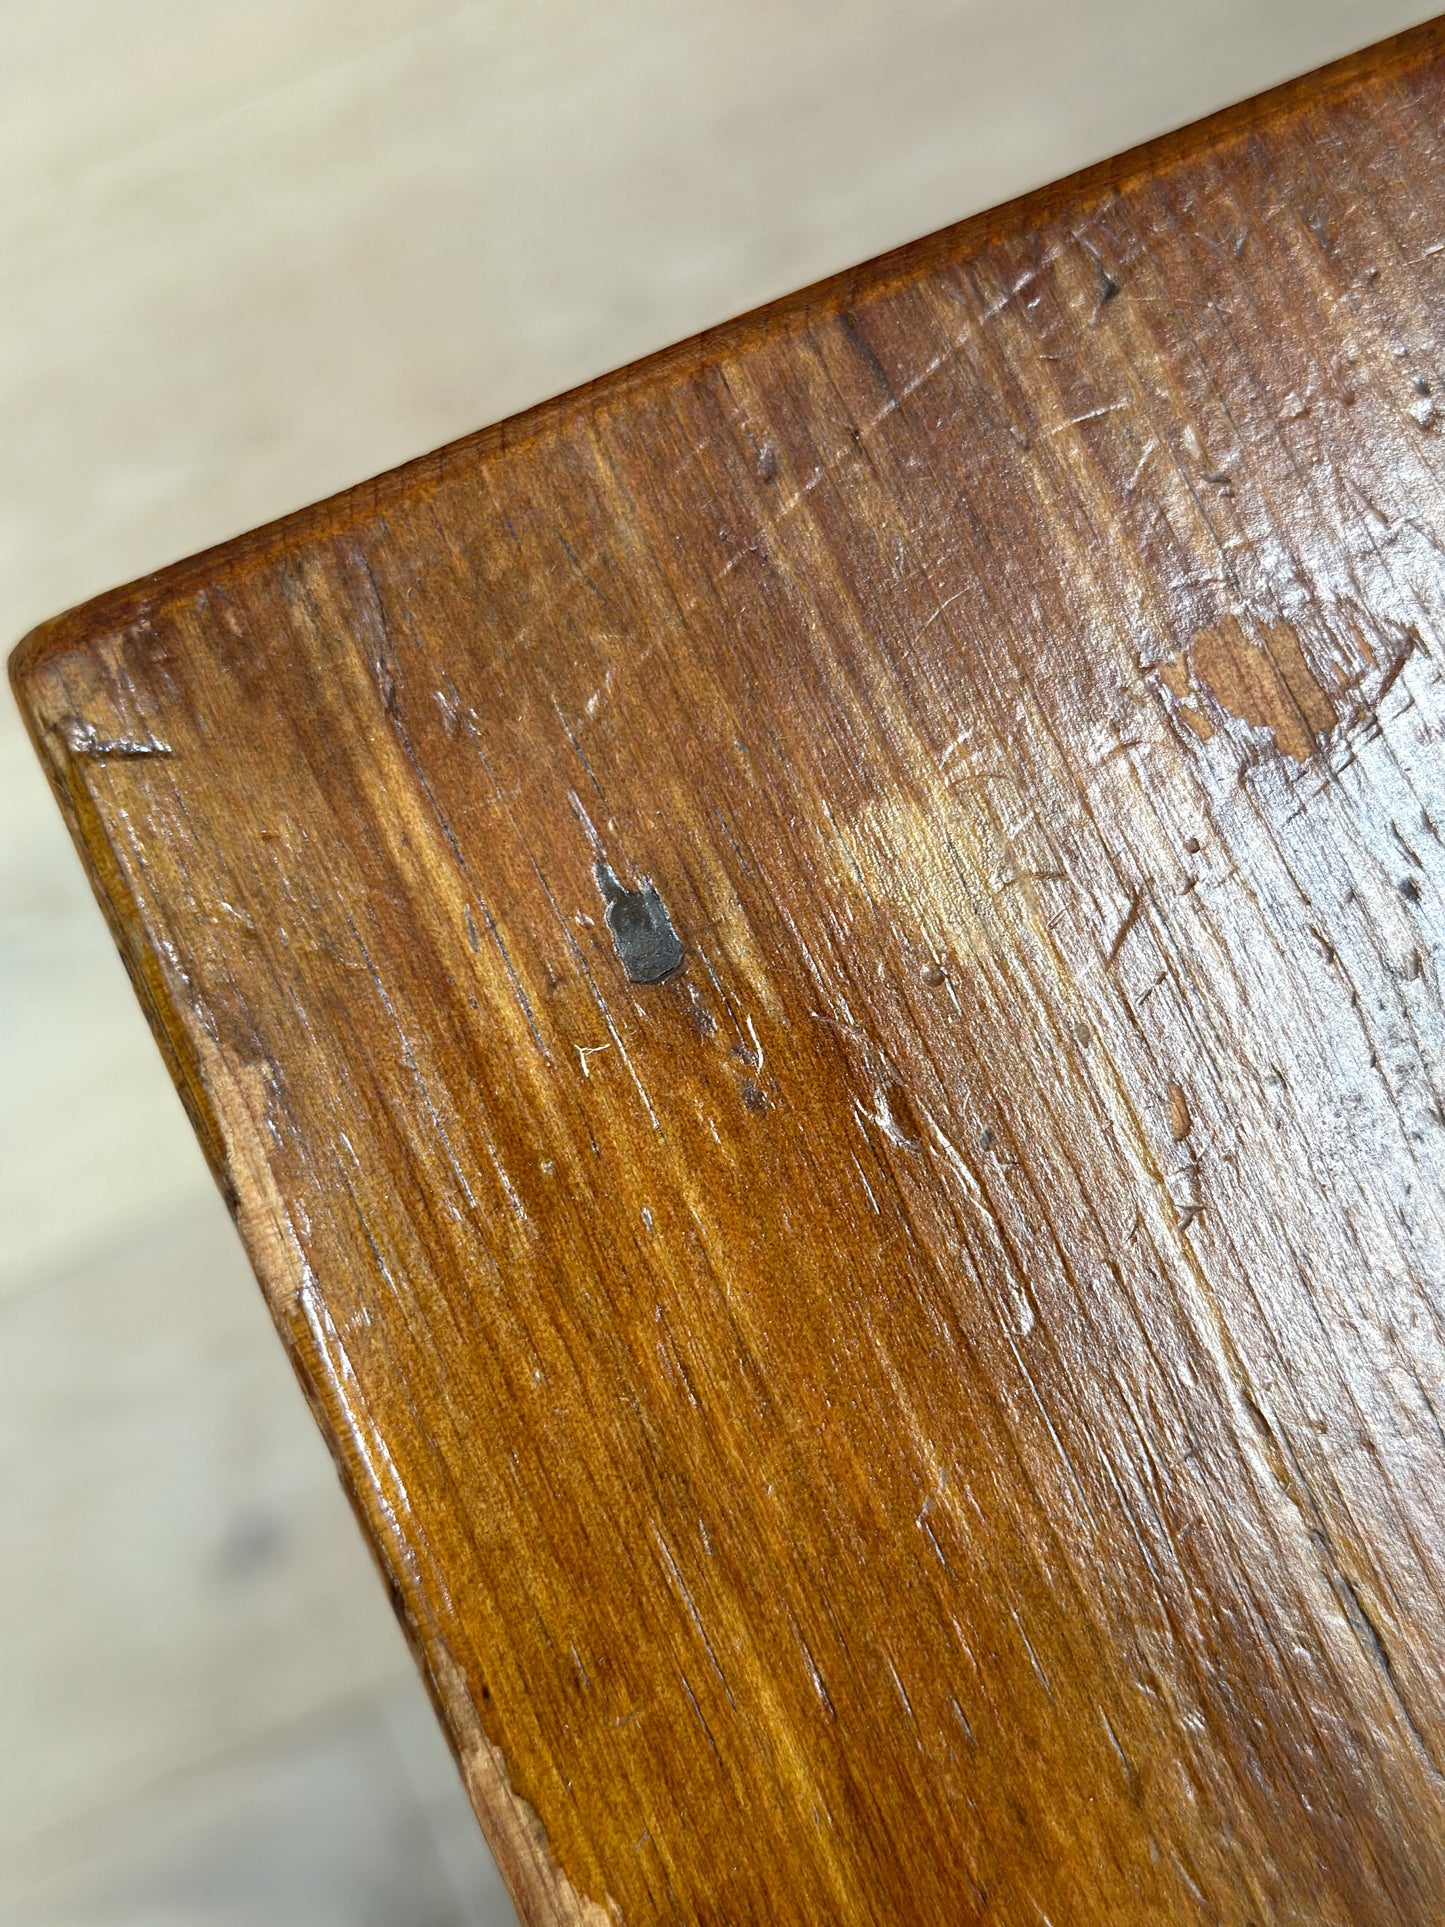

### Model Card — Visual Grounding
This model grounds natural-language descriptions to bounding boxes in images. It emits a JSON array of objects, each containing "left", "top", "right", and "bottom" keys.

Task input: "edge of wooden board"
[{"left": 12, "top": 12, "right": 1445, "bottom": 693}]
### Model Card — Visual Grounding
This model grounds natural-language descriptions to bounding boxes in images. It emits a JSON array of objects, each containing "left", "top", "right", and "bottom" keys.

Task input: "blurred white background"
[{"left": 1, "top": 3, "right": 1432, "bottom": 1921}]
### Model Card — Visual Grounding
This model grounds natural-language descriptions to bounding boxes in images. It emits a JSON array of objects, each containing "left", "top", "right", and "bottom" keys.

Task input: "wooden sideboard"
[{"left": 15, "top": 20, "right": 1445, "bottom": 1920}]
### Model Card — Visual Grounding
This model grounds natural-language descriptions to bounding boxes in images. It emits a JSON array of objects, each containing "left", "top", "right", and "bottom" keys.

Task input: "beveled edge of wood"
[
  {"left": 11, "top": 11, "right": 1445, "bottom": 706},
  {"left": 11, "top": 17, "right": 1445, "bottom": 1920}
]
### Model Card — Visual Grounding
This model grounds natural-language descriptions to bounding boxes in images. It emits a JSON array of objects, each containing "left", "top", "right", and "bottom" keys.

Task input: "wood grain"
[{"left": 14, "top": 19, "right": 1445, "bottom": 1920}]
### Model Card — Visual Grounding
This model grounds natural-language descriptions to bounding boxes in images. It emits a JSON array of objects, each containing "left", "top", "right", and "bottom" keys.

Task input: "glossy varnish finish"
[{"left": 15, "top": 22, "right": 1445, "bottom": 1921}]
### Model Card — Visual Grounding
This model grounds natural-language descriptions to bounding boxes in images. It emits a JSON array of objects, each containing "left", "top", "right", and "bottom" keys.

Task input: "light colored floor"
[{"left": 1, "top": 2, "right": 1430, "bottom": 1919}]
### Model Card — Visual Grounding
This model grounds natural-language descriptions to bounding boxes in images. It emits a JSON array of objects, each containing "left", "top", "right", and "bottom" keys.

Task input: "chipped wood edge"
[{"left": 427, "top": 1643, "right": 619, "bottom": 1927}]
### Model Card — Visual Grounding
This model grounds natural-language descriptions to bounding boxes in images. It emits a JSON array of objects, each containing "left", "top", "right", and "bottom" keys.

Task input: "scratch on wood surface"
[
  {"left": 855, "top": 1089, "right": 922, "bottom": 1153},
  {"left": 1105, "top": 888, "right": 1146, "bottom": 968},
  {"left": 1049, "top": 401, "right": 1130, "bottom": 434}
]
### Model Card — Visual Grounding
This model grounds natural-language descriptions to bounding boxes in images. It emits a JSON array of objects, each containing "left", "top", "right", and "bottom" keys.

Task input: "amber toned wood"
[{"left": 15, "top": 21, "right": 1445, "bottom": 1921}]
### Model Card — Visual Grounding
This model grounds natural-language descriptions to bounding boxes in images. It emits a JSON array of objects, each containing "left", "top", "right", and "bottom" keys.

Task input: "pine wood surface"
[{"left": 14, "top": 20, "right": 1445, "bottom": 1921}]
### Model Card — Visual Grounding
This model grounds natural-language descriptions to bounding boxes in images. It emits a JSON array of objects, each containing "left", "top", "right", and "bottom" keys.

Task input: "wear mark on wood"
[{"left": 1160, "top": 617, "right": 1336, "bottom": 761}]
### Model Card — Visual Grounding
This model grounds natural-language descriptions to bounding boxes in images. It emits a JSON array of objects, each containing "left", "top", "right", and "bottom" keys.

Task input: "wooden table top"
[{"left": 14, "top": 19, "right": 1445, "bottom": 1922}]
